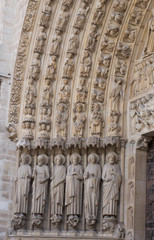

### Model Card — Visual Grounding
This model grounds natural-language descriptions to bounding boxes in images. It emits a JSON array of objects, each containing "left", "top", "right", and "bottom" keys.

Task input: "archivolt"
[{"left": 9, "top": 0, "right": 153, "bottom": 141}]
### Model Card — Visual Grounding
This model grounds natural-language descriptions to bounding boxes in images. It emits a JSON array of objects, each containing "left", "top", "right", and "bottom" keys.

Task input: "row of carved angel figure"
[{"left": 12, "top": 152, "right": 121, "bottom": 231}]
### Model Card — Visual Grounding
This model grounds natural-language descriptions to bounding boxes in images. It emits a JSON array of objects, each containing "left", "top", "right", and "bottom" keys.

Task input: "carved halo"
[
  {"left": 54, "top": 154, "right": 65, "bottom": 165},
  {"left": 70, "top": 153, "right": 81, "bottom": 164},
  {"left": 38, "top": 154, "right": 49, "bottom": 165},
  {"left": 88, "top": 153, "right": 99, "bottom": 163},
  {"left": 106, "top": 152, "right": 118, "bottom": 163},
  {"left": 21, "top": 154, "right": 32, "bottom": 165}
]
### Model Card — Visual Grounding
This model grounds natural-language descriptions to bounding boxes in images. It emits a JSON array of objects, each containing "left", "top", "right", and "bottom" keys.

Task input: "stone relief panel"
[{"left": 129, "top": 93, "right": 154, "bottom": 134}]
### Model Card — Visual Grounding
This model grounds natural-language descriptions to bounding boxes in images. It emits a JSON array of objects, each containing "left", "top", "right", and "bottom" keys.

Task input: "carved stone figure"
[
  {"left": 86, "top": 25, "right": 99, "bottom": 52},
  {"left": 80, "top": 51, "right": 92, "bottom": 77},
  {"left": 65, "top": 153, "right": 83, "bottom": 228},
  {"left": 73, "top": 103, "right": 86, "bottom": 137},
  {"left": 101, "top": 37, "right": 114, "bottom": 52},
  {"left": 124, "top": 28, "right": 136, "bottom": 43},
  {"left": 106, "top": 24, "right": 120, "bottom": 37},
  {"left": 34, "top": 26, "right": 47, "bottom": 54},
  {"left": 92, "top": 89, "right": 105, "bottom": 102},
  {"left": 90, "top": 103, "right": 104, "bottom": 136},
  {"left": 113, "top": 0, "right": 127, "bottom": 12},
  {"left": 128, "top": 157, "right": 135, "bottom": 179},
  {"left": 110, "top": 78, "right": 123, "bottom": 111},
  {"left": 56, "top": 6, "right": 69, "bottom": 32},
  {"left": 62, "top": 0, "right": 73, "bottom": 8},
  {"left": 111, "top": 12, "right": 124, "bottom": 24},
  {"left": 92, "top": 0, "right": 105, "bottom": 26},
  {"left": 74, "top": 2, "right": 89, "bottom": 29},
  {"left": 29, "top": 53, "right": 41, "bottom": 80},
  {"left": 39, "top": 120, "right": 51, "bottom": 139},
  {"left": 6, "top": 123, "right": 17, "bottom": 142},
  {"left": 128, "top": 182, "right": 134, "bottom": 203},
  {"left": 76, "top": 78, "right": 87, "bottom": 103},
  {"left": 50, "top": 154, "right": 66, "bottom": 225},
  {"left": 40, "top": 12, "right": 51, "bottom": 28},
  {"left": 130, "top": 10, "right": 142, "bottom": 25},
  {"left": 41, "top": 80, "right": 52, "bottom": 107},
  {"left": 50, "top": 30, "right": 62, "bottom": 56},
  {"left": 56, "top": 103, "right": 68, "bottom": 138},
  {"left": 99, "top": 54, "right": 111, "bottom": 67},
  {"left": 25, "top": 79, "right": 37, "bottom": 107},
  {"left": 59, "top": 78, "right": 71, "bottom": 103},
  {"left": 46, "top": 56, "right": 57, "bottom": 81},
  {"left": 63, "top": 53, "right": 74, "bottom": 79},
  {"left": 128, "top": 207, "right": 133, "bottom": 229},
  {"left": 14, "top": 154, "right": 32, "bottom": 214},
  {"left": 135, "top": 0, "right": 148, "bottom": 9},
  {"left": 31, "top": 155, "right": 49, "bottom": 223},
  {"left": 144, "top": 10, "right": 154, "bottom": 55},
  {"left": 22, "top": 120, "right": 34, "bottom": 140},
  {"left": 116, "top": 42, "right": 131, "bottom": 58},
  {"left": 67, "top": 29, "right": 79, "bottom": 55},
  {"left": 115, "top": 59, "right": 127, "bottom": 76},
  {"left": 84, "top": 153, "right": 101, "bottom": 226},
  {"left": 102, "top": 152, "right": 121, "bottom": 218}
]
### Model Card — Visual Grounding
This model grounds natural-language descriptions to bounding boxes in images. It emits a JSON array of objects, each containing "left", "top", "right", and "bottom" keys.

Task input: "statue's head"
[
  {"left": 70, "top": 153, "right": 81, "bottom": 165},
  {"left": 106, "top": 152, "right": 118, "bottom": 165},
  {"left": 54, "top": 154, "right": 65, "bottom": 165},
  {"left": 88, "top": 153, "right": 99, "bottom": 164},
  {"left": 21, "top": 154, "right": 31, "bottom": 165},
  {"left": 38, "top": 154, "right": 48, "bottom": 166}
]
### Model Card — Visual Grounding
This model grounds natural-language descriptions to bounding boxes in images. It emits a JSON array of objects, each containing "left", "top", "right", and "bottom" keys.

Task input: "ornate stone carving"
[
  {"left": 102, "top": 152, "right": 121, "bottom": 218},
  {"left": 73, "top": 103, "right": 86, "bottom": 137},
  {"left": 67, "top": 29, "right": 80, "bottom": 55},
  {"left": 124, "top": 28, "right": 136, "bottom": 43},
  {"left": 113, "top": 0, "right": 128, "bottom": 13},
  {"left": 73, "top": 2, "right": 89, "bottom": 29},
  {"left": 127, "top": 206, "right": 134, "bottom": 229},
  {"left": 135, "top": 0, "right": 149, "bottom": 9},
  {"left": 76, "top": 78, "right": 87, "bottom": 103},
  {"left": 56, "top": 103, "right": 69, "bottom": 138},
  {"left": 101, "top": 37, "right": 115, "bottom": 52},
  {"left": 59, "top": 78, "right": 71, "bottom": 103},
  {"left": 90, "top": 103, "right": 104, "bottom": 136},
  {"left": 130, "top": 56, "right": 154, "bottom": 97},
  {"left": 50, "top": 30, "right": 62, "bottom": 56},
  {"left": 63, "top": 53, "right": 74, "bottom": 79},
  {"left": 80, "top": 50, "right": 92, "bottom": 77},
  {"left": 128, "top": 156, "right": 135, "bottom": 179},
  {"left": 86, "top": 25, "right": 99, "bottom": 52},
  {"left": 34, "top": 26, "right": 47, "bottom": 54},
  {"left": 84, "top": 153, "right": 101, "bottom": 226},
  {"left": 129, "top": 94, "right": 154, "bottom": 133},
  {"left": 128, "top": 181, "right": 134, "bottom": 203},
  {"left": 116, "top": 42, "right": 131, "bottom": 58},
  {"left": 29, "top": 53, "right": 41, "bottom": 80},
  {"left": 31, "top": 154, "right": 49, "bottom": 229},
  {"left": 92, "top": 0, "right": 105, "bottom": 26},
  {"left": 6, "top": 123, "right": 18, "bottom": 142},
  {"left": 41, "top": 80, "right": 53, "bottom": 107},
  {"left": 110, "top": 78, "right": 123, "bottom": 111},
  {"left": 126, "top": 230, "right": 134, "bottom": 240},
  {"left": 106, "top": 23, "right": 120, "bottom": 37},
  {"left": 50, "top": 154, "right": 66, "bottom": 226},
  {"left": 56, "top": 6, "right": 69, "bottom": 32},
  {"left": 109, "top": 111, "right": 121, "bottom": 135},
  {"left": 129, "top": 9, "right": 142, "bottom": 26},
  {"left": 144, "top": 10, "right": 154, "bottom": 56},
  {"left": 46, "top": 56, "right": 57, "bottom": 81},
  {"left": 65, "top": 153, "right": 83, "bottom": 228}
]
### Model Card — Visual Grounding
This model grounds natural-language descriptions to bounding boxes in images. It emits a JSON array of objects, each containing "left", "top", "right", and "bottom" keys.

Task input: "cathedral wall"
[{"left": 0, "top": 1, "right": 28, "bottom": 239}]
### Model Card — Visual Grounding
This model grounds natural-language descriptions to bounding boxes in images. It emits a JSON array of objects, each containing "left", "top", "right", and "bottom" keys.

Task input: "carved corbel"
[{"left": 6, "top": 123, "right": 18, "bottom": 142}]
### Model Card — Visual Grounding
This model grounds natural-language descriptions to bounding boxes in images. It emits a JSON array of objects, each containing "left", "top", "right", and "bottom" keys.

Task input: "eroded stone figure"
[
  {"left": 74, "top": 2, "right": 89, "bottom": 29},
  {"left": 50, "top": 154, "right": 66, "bottom": 225},
  {"left": 84, "top": 153, "right": 101, "bottom": 226},
  {"left": 73, "top": 103, "right": 86, "bottom": 137},
  {"left": 145, "top": 10, "right": 154, "bottom": 55},
  {"left": 31, "top": 154, "right": 49, "bottom": 228},
  {"left": 14, "top": 154, "right": 32, "bottom": 214},
  {"left": 102, "top": 152, "right": 121, "bottom": 218},
  {"left": 56, "top": 103, "right": 68, "bottom": 138},
  {"left": 65, "top": 153, "right": 83, "bottom": 228},
  {"left": 90, "top": 103, "right": 104, "bottom": 136}
]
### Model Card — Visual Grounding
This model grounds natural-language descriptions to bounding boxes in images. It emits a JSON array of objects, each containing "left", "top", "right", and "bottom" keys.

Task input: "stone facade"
[{"left": 0, "top": 0, "right": 154, "bottom": 240}]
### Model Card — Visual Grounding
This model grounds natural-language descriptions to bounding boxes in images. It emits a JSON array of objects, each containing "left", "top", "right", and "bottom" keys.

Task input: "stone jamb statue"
[
  {"left": 12, "top": 154, "right": 32, "bottom": 230},
  {"left": 50, "top": 154, "right": 66, "bottom": 226},
  {"left": 31, "top": 154, "right": 49, "bottom": 229},
  {"left": 65, "top": 153, "right": 83, "bottom": 228},
  {"left": 102, "top": 152, "right": 121, "bottom": 231},
  {"left": 84, "top": 153, "right": 101, "bottom": 227}
]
